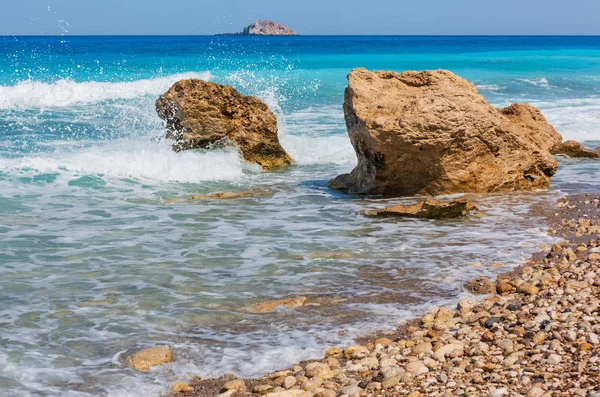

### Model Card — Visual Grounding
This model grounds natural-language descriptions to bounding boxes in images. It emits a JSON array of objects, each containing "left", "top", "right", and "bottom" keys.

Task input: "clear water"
[{"left": 1, "top": 36, "right": 600, "bottom": 397}]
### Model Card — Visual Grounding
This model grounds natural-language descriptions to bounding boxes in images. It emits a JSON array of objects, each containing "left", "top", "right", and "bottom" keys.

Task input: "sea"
[{"left": 1, "top": 36, "right": 600, "bottom": 397}]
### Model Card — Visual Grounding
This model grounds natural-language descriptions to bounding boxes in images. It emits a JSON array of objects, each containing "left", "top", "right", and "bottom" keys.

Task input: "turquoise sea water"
[{"left": 1, "top": 36, "right": 600, "bottom": 396}]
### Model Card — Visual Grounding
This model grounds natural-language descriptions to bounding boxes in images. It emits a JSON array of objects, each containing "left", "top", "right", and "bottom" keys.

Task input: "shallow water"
[{"left": 1, "top": 36, "right": 600, "bottom": 396}]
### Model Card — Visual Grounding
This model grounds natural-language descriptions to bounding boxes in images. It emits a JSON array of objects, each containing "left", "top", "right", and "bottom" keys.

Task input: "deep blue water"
[{"left": 1, "top": 36, "right": 600, "bottom": 397}]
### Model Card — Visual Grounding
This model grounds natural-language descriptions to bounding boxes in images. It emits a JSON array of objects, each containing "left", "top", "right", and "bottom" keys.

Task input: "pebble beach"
[{"left": 169, "top": 192, "right": 600, "bottom": 397}]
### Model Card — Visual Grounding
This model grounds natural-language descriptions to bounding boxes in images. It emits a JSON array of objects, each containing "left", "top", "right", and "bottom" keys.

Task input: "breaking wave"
[{"left": 0, "top": 72, "right": 211, "bottom": 110}]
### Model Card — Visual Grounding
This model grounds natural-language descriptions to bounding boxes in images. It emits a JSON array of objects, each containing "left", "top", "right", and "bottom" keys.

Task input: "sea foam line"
[{"left": 0, "top": 72, "right": 211, "bottom": 110}]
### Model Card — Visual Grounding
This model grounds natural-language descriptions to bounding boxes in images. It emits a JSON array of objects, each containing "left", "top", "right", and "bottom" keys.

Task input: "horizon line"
[{"left": 3, "top": 34, "right": 600, "bottom": 38}]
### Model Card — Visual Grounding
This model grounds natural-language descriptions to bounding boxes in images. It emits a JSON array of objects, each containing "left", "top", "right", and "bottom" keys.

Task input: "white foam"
[
  {"left": 281, "top": 134, "right": 356, "bottom": 165},
  {"left": 0, "top": 139, "right": 246, "bottom": 183},
  {"left": 475, "top": 84, "right": 504, "bottom": 92},
  {"left": 0, "top": 72, "right": 211, "bottom": 110},
  {"left": 518, "top": 77, "right": 551, "bottom": 88},
  {"left": 529, "top": 98, "right": 600, "bottom": 142}
]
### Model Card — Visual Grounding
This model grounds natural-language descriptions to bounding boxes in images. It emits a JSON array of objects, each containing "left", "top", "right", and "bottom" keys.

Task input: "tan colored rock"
[
  {"left": 365, "top": 198, "right": 475, "bottom": 219},
  {"left": 464, "top": 277, "right": 495, "bottom": 295},
  {"left": 125, "top": 346, "right": 173, "bottom": 371},
  {"left": 305, "top": 362, "right": 335, "bottom": 380},
  {"left": 344, "top": 345, "right": 369, "bottom": 359},
  {"left": 172, "top": 382, "right": 194, "bottom": 393},
  {"left": 552, "top": 140, "right": 599, "bottom": 158},
  {"left": 517, "top": 283, "right": 539, "bottom": 295},
  {"left": 324, "top": 347, "right": 343, "bottom": 358},
  {"left": 222, "top": 379, "right": 247, "bottom": 393},
  {"left": 254, "top": 384, "right": 274, "bottom": 394},
  {"left": 156, "top": 79, "right": 293, "bottom": 170},
  {"left": 165, "top": 188, "right": 275, "bottom": 204},
  {"left": 245, "top": 296, "right": 307, "bottom": 314},
  {"left": 375, "top": 338, "right": 393, "bottom": 347},
  {"left": 329, "top": 68, "right": 561, "bottom": 195}
]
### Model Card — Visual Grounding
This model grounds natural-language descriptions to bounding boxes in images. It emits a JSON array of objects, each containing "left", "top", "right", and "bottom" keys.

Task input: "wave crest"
[{"left": 0, "top": 72, "right": 211, "bottom": 110}]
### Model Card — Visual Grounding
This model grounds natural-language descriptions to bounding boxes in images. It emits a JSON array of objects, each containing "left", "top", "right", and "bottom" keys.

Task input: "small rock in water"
[
  {"left": 125, "top": 346, "right": 173, "bottom": 371},
  {"left": 365, "top": 198, "right": 475, "bottom": 219},
  {"left": 245, "top": 296, "right": 308, "bottom": 314},
  {"left": 171, "top": 382, "right": 194, "bottom": 393}
]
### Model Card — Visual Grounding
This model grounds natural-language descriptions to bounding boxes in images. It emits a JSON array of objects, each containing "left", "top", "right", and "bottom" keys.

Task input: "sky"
[{"left": 0, "top": 0, "right": 598, "bottom": 36}]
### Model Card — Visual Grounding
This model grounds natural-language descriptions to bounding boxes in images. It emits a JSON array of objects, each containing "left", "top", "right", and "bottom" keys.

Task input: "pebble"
[
  {"left": 338, "top": 385, "right": 362, "bottom": 395},
  {"left": 547, "top": 354, "right": 562, "bottom": 365}
]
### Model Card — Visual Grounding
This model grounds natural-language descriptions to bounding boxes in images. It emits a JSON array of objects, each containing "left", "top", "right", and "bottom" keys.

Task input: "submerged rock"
[
  {"left": 552, "top": 140, "right": 600, "bottom": 158},
  {"left": 365, "top": 198, "right": 475, "bottom": 219},
  {"left": 165, "top": 188, "right": 275, "bottom": 204},
  {"left": 125, "top": 346, "right": 173, "bottom": 371},
  {"left": 329, "top": 68, "right": 562, "bottom": 195},
  {"left": 156, "top": 79, "right": 293, "bottom": 170},
  {"left": 244, "top": 296, "right": 308, "bottom": 314}
]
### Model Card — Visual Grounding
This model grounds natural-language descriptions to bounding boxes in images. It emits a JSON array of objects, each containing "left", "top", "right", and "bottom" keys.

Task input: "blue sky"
[{"left": 1, "top": 0, "right": 597, "bottom": 35}]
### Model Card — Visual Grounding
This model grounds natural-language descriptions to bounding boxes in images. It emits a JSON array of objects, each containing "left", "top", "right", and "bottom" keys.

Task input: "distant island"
[{"left": 216, "top": 20, "right": 298, "bottom": 36}]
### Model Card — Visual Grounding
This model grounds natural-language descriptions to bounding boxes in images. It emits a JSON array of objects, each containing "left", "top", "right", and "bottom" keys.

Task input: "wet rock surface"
[
  {"left": 365, "top": 198, "right": 475, "bottom": 219},
  {"left": 126, "top": 346, "right": 173, "bottom": 371},
  {"left": 552, "top": 140, "right": 600, "bottom": 158},
  {"left": 156, "top": 79, "right": 293, "bottom": 170},
  {"left": 329, "top": 68, "right": 562, "bottom": 196}
]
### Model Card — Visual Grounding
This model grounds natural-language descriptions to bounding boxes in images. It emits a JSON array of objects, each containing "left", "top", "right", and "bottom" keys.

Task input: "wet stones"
[
  {"left": 464, "top": 277, "right": 495, "bottom": 295},
  {"left": 125, "top": 346, "right": 173, "bottom": 371}
]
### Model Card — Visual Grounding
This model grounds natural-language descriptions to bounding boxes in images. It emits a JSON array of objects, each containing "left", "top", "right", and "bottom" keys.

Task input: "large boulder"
[
  {"left": 329, "top": 68, "right": 562, "bottom": 196},
  {"left": 156, "top": 79, "right": 293, "bottom": 170}
]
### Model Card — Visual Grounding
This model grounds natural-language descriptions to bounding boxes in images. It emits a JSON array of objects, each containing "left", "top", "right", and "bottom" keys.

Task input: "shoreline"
[{"left": 166, "top": 191, "right": 600, "bottom": 397}]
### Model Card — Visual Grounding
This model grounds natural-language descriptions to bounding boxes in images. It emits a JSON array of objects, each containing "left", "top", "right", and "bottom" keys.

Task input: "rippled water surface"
[{"left": 2, "top": 36, "right": 600, "bottom": 396}]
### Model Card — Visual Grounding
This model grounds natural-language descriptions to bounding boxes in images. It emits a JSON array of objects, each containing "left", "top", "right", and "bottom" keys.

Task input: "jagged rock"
[
  {"left": 552, "top": 140, "right": 599, "bottom": 158},
  {"left": 329, "top": 68, "right": 562, "bottom": 195},
  {"left": 126, "top": 346, "right": 173, "bottom": 371},
  {"left": 156, "top": 79, "right": 293, "bottom": 170},
  {"left": 365, "top": 198, "right": 475, "bottom": 219}
]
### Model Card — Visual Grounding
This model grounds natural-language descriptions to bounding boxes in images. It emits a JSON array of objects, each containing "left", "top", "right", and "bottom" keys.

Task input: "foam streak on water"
[{"left": 2, "top": 36, "right": 600, "bottom": 397}]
